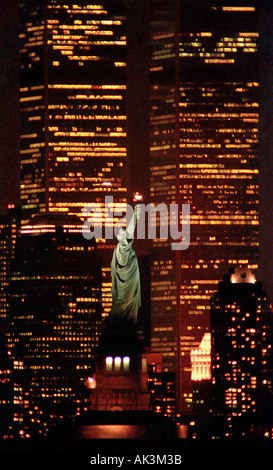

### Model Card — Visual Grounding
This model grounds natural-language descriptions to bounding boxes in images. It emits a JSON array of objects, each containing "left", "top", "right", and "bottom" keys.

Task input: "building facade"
[
  {"left": 20, "top": 0, "right": 127, "bottom": 223},
  {"left": 210, "top": 267, "right": 273, "bottom": 437},
  {"left": 0, "top": 206, "right": 20, "bottom": 325},
  {"left": 147, "top": 363, "right": 176, "bottom": 419},
  {"left": 7, "top": 213, "right": 102, "bottom": 436},
  {"left": 19, "top": 0, "right": 128, "bottom": 318},
  {"left": 0, "top": 206, "right": 20, "bottom": 438},
  {"left": 190, "top": 333, "right": 212, "bottom": 435},
  {"left": 149, "top": 0, "right": 260, "bottom": 414}
]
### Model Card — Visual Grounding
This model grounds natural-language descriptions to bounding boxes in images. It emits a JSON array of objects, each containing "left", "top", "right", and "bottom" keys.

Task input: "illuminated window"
[
  {"left": 105, "top": 356, "right": 113, "bottom": 371},
  {"left": 114, "top": 357, "right": 121, "bottom": 371},
  {"left": 123, "top": 356, "right": 130, "bottom": 371},
  {"left": 87, "top": 377, "right": 96, "bottom": 389}
]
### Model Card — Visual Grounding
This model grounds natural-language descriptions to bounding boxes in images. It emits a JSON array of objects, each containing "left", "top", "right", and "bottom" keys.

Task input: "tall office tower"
[
  {"left": 0, "top": 206, "right": 20, "bottom": 325},
  {"left": 210, "top": 267, "right": 273, "bottom": 438},
  {"left": 19, "top": 0, "right": 127, "bottom": 317},
  {"left": 150, "top": 0, "right": 260, "bottom": 414},
  {"left": 0, "top": 206, "right": 20, "bottom": 438},
  {"left": 7, "top": 214, "right": 102, "bottom": 436}
]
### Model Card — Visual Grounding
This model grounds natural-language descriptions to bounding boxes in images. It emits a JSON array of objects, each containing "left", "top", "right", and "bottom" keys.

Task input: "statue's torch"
[
  {"left": 132, "top": 192, "right": 143, "bottom": 225},
  {"left": 133, "top": 192, "right": 143, "bottom": 203}
]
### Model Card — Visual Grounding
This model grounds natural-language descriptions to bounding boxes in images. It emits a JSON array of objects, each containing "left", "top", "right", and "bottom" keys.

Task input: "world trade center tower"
[
  {"left": 149, "top": 0, "right": 260, "bottom": 414},
  {"left": 19, "top": 0, "right": 127, "bottom": 317}
]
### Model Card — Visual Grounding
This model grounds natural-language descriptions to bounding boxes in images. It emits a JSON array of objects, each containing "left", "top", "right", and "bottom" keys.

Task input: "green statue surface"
[{"left": 110, "top": 205, "right": 141, "bottom": 325}]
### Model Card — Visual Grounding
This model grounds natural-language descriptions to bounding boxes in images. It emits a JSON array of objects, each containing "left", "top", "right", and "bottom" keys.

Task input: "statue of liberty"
[{"left": 109, "top": 204, "right": 141, "bottom": 325}]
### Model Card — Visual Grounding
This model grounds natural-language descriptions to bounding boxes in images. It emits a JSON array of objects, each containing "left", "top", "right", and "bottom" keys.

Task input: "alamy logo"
[{"left": 82, "top": 196, "right": 190, "bottom": 251}]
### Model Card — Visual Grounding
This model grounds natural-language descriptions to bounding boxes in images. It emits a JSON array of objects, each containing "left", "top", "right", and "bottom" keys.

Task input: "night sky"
[{"left": 1, "top": 0, "right": 273, "bottom": 302}]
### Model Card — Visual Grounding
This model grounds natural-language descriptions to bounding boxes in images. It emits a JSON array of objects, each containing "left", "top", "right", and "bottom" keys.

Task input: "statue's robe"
[{"left": 110, "top": 234, "right": 141, "bottom": 324}]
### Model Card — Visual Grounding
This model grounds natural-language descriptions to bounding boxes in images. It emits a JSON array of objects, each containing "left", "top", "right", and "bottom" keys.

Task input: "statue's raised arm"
[
  {"left": 117, "top": 204, "right": 141, "bottom": 242},
  {"left": 110, "top": 204, "right": 141, "bottom": 325}
]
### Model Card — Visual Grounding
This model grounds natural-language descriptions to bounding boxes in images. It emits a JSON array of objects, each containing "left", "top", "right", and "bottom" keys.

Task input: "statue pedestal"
[
  {"left": 89, "top": 355, "right": 150, "bottom": 412},
  {"left": 88, "top": 316, "right": 150, "bottom": 412},
  {"left": 74, "top": 318, "right": 178, "bottom": 440}
]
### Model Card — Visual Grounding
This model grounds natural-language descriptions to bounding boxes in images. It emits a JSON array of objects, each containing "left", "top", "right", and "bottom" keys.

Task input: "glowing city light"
[
  {"left": 133, "top": 192, "right": 143, "bottom": 202},
  {"left": 123, "top": 356, "right": 130, "bottom": 371},
  {"left": 105, "top": 356, "right": 113, "bottom": 371},
  {"left": 87, "top": 377, "right": 96, "bottom": 389},
  {"left": 190, "top": 333, "right": 211, "bottom": 381},
  {"left": 114, "top": 357, "right": 121, "bottom": 371}
]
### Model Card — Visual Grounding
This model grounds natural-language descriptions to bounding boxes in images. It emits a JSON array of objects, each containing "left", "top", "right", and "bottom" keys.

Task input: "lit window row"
[{"left": 105, "top": 356, "right": 130, "bottom": 372}]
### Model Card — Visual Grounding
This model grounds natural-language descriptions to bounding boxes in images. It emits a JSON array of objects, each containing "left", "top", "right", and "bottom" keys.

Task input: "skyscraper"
[
  {"left": 20, "top": 0, "right": 127, "bottom": 222},
  {"left": 7, "top": 213, "right": 102, "bottom": 436},
  {"left": 0, "top": 206, "right": 20, "bottom": 438},
  {"left": 149, "top": 0, "right": 260, "bottom": 414},
  {"left": 0, "top": 206, "right": 20, "bottom": 325},
  {"left": 19, "top": 0, "right": 127, "bottom": 317},
  {"left": 210, "top": 267, "right": 273, "bottom": 438}
]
